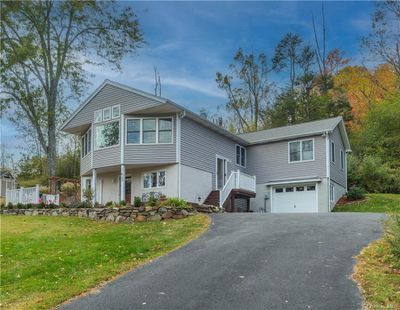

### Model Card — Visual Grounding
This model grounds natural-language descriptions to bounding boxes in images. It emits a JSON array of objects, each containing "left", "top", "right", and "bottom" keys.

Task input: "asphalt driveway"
[{"left": 61, "top": 213, "right": 384, "bottom": 310}]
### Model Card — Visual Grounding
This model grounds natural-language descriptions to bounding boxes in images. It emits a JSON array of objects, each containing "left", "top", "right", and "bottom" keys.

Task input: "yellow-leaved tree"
[{"left": 334, "top": 64, "right": 399, "bottom": 130}]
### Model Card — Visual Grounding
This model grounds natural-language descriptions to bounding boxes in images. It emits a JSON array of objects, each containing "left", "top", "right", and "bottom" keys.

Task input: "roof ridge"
[{"left": 238, "top": 116, "right": 342, "bottom": 136}]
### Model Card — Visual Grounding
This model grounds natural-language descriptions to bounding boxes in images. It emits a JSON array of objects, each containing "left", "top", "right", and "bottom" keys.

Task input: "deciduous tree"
[
  {"left": 1, "top": 0, "right": 143, "bottom": 176},
  {"left": 216, "top": 49, "right": 272, "bottom": 132},
  {"left": 362, "top": 0, "right": 400, "bottom": 77}
]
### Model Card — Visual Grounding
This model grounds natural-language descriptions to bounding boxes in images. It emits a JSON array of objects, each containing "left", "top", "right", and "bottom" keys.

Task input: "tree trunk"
[{"left": 47, "top": 93, "right": 57, "bottom": 177}]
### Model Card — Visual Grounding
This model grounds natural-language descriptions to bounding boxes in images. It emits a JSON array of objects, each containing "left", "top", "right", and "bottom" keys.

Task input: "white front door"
[
  {"left": 216, "top": 156, "right": 227, "bottom": 190},
  {"left": 272, "top": 184, "right": 317, "bottom": 213}
]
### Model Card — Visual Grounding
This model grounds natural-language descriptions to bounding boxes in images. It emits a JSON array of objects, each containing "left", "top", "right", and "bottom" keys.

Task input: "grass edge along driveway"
[
  {"left": 335, "top": 193, "right": 400, "bottom": 309},
  {"left": 0, "top": 214, "right": 210, "bottom": 310},
  {"left": 333, "top": 193, "right": 400, "bottom": 213},
  {"left": 353, "top": 226, "right": 400, "bottom": 309}
]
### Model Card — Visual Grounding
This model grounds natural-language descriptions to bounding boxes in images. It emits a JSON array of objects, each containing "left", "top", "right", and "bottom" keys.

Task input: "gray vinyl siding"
[
  {"left": 93, "top": 146, "right": 121, "bottom": 169},
  {"left": 64, "top": 84, "right": 162, "bottom": 132},
  {"left": 80, "top": 154, "right": 92, "bottom": 175},
  {"left": 329, "top": 126, "right": 346, "bottom": 187},
  {"left": 246, "top": 135, "right": 327, "bottom": 184},
  {"left": 124, "top": 115, "right": 176, "bottom": 164},
  {"left": 180, "top": 117, "right": 246, "bottom": 189}
]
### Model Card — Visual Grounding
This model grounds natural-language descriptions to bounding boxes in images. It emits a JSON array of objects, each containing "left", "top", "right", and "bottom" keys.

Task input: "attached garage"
[{"left": 271, "top": 183, "right": 318, "bottom": 213}]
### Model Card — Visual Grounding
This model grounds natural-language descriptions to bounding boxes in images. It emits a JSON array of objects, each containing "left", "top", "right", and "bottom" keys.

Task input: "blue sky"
[{"left": 1, "top": 1, "right": 376, "bottom": 160}]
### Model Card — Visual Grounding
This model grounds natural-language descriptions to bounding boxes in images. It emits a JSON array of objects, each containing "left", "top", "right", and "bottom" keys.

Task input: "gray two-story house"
[{"left": 61, "top": 80, "right": 351, "bottom": 213}]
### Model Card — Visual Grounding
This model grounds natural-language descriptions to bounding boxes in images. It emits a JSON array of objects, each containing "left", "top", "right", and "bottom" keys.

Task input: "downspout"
[
  {"left": 325, "top": 131, "right": 331, "bottom": 212},
  {"left": 177, "top": 111, "right": 186, "bottom": 198}
]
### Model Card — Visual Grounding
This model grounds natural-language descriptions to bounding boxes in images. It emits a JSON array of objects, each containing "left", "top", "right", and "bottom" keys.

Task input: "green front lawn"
[
  {"left": 0, "top": 214, "right": 210, "bottom": 310},
  {"left": 333, "top": 193, "right": 400, "bottom": 213},
  {"left": 354, "top": 230, "right": 400, "bottom": 309}
]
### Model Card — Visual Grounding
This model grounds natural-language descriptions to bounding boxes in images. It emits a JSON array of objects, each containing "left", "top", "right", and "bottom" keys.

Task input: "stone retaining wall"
[
  {"left": 191, "top": 204, "right": 223, "bottom": 213},
  {"left": 0, "top": 206, "right": 197, "bottom": 223}
]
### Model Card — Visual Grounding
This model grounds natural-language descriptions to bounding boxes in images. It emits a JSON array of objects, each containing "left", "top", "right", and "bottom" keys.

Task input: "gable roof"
[
  {"left": 61, "top": 80, "right": 249, "bottom": 145},
  {"left": 61, "top": 80, "right": 351, "bottom": 150},
  {"left": 60, "top": 79, "right": 169, "bottom": 131},
  {"left": 238, "top": 117, "right": 351, "bottom": 151}
]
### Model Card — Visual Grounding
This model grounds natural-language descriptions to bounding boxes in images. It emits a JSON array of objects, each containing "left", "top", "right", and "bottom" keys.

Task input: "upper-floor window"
[
  {"left": 143, "top": 119, "right": 156, "bottom": 143},
  {"left": 330, "top": 141, "right": 335, "bottom": 163},
  {"left": 103, "top": 107, "right": 111, "bottom": 121},
  {"left": 94, "top": 105, "right": 120, "bottom": 124},
  {"left": 81, "top": 129, "right": 92, "bottom": 158},
  {"left": 158, "top": 118, "right": 173, "bottom": 143},
  {"left": 289, "top": 139, "right": 314, "bottom": 162},
  {"left": 126, "top": 117, "right": 173, "bottom": 144},
  {"left": 236, "top": 145, "right": 246, "bottom": 167},
  {"left": 112, "top": 105, "right": 120, "bottom": 119},
  {"left": 126, "top": 119, "right": 140, "bottom": 144},
  {"left": 143, "top": 170, "right": 166, "bottom": 189},
  {"left": 95, "top": 120, "right": 119, "bottom": 149},
  {"left": 340, "top": 150, "right": 344, "bottom": 170}
]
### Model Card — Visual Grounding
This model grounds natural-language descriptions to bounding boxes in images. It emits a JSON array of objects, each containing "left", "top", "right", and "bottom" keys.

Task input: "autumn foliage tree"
[{"left": 334, "top": 64, "right": 399, "bottom": 129}]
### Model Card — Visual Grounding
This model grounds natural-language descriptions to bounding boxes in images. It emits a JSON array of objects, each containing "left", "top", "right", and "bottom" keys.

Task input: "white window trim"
[
  {"left": 125, "top": 116, "right": 174, "bottom": 145},
  {"left": 340, "top": 149, "right": 344, "bottom": 170},
  {"left": 235, "top": 144, "right": 246, "bottom": 168},
  {"left": 112, "top": 104, "right": 120, "bottom": 119},
  {"left": 288, "top": 138, "right": 315, "bottom": 163},
  {"left": 215, "top": 154, "right": 229, "bottom": 190},
  {"left": 94, "top": 110, "right": 103, "bottom": 123},
  {"left": 81, "top": 127, "right": 92, "bottom": 159},
  {"left": 94, "top": 105, "right": 121, "bottom": 124},
  {"left": 94, "top": 119, "right": 121, "bottom": 150},
  {"left": 103, "top": 107, "right": 112, "bottom": 121},
  {"left": 330, "top": 140, "right": 335, "bottom": 163},
  {"left": 142, "top": 169, "right": 167, "bottom": 189},
  {"left": 330, "top": 183, "right": 335, "bottom": 202}
]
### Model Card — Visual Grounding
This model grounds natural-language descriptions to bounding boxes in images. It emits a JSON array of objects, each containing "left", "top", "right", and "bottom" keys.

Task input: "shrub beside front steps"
[{"left": 0, "top": 205, "right": 197, "bottom": 223}]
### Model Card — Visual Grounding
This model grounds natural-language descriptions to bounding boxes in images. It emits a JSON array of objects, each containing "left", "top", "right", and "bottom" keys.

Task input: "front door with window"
[
  {"left": 125, "top": 177, "right": 132, "bottom": 204},
  {"left": 216, "top": 157, "right": 227, "bottom": 190}
]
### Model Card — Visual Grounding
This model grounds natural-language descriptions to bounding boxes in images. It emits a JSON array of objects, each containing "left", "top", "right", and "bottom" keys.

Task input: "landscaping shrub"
[
  {"left": 6, "top": 202, "right": 13, "bottom": 209},
  {"left": 82, "top": 188, "right": 93, "bottom": 205},
  {"left": 146, "top": 195, "right": 158, "bottom": 207},
  {"left": 77, "top": 201, "right": 91, "bottom": 208},
  {"left": 347, "top": 186, "right": 366, "bottom": 201},
  {"left": 25, "top": 203, "right": 33, "bottom": 209},
  {"left": 16, "top": 203, "right": 24, "bottom": 209},
  {"left": 161, "top": 197, "right": 190, "bottom": 209},
  {"left": 0, "top": 203, "right": 4, "bottom": 209},
  {"left": 384, "top": 213, "right": 400, "bottom": 266},
  {"left": 133, "top": 196, "right": 141, "bottom": 207},
  {"left": 40, "top": 185, "right": 50, "bottom": 194},
  {"left": 105, "top": 201, "right": 114, "bottom": 208},
  {"left": 348, "top": 154, "right": 400, "bottom": 193},
  {"left": 60, "top": 182, "right": 79, "bottom": 198},
  {"left": 119, "top": 200, "right": 126, "bottom": 207}
]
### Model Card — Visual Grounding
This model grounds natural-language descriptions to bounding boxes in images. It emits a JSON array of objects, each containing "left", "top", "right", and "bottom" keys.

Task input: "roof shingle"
[{"left": 238, "top": 117, "right": 343, "bottom": 144}]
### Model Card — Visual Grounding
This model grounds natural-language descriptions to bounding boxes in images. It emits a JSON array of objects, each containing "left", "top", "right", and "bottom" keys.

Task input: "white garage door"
[{"left": 272, "top": 184, "right": 317, "bottom": 213}]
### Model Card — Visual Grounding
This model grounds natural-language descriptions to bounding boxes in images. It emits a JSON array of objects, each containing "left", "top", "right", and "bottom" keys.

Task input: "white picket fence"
[{"left": 5, "top": 185, "right": 59, "bottom": 205}]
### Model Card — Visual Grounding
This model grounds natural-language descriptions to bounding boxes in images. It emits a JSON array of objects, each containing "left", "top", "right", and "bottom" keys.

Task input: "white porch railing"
[
  {"left": 5, "top": 185, "right": 60, "bottom": 206},
  {"left": 219, "top": 170, "right": 256, "bottom": 207},
  {"left": 6, "top": 185, "right": 40, "bottom": 204}
]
